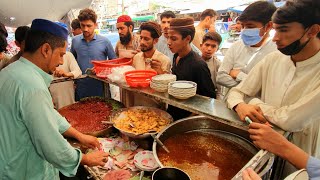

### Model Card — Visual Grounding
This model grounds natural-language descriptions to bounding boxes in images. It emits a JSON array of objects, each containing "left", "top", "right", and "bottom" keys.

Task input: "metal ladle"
[
  {"left": 134, "top": 130, "right": 170, "bottom": 153},
  {"left": 101, "top": 121, "right": 114, "bottom": 125},
  {"left": 150, "top": 133, "right": 170, "bottom": 153},
  {"left": 101, "top": 121, "right": 135, "bottom": 128}
]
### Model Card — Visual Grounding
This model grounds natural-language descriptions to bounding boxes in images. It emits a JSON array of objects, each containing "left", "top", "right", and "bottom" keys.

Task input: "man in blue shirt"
[{"left": 71, "top": 8, "right": 116, "bottom": 100}]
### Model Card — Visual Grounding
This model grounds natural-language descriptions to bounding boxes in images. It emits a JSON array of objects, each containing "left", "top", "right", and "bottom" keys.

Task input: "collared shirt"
[
  {"left": 1, "top": 51, "right": 22, "bottom": 69},
  {"left": 205, "top": 56, "right": 223, "bottom": 100},
  {"left": 132, "top": 49, "right": 171, "bottom": 73},
  {"left": 227, "top": 50, "right": 320, "bottom": 159},
  {"left": 115, "top": 34, "right": 140, "bottom": 57},
  {"left": 71, "top": 34, "right": 116, "bottom": 99},
  {"left": 167, "top": 50, "right": 216, "bottom": 120},
  {"left": 0, "top": 57, "right": 81, "bottom": 179},
  {"left": 49, "top": 52, "right": 82, "bottom": 109},
  {"left": 71, "top": 34, "right": 116, "bottom": 73},
  {"left": 217, "top": 38, "right": 277, "bottom": 88},
  {"left": 307, "top": 156, "right": 320, "bottom": 179}
]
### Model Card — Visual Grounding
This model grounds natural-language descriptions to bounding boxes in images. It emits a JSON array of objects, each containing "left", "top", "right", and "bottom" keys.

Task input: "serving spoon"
[
  {"left": 150, "top": 133, "right": 170, "bottom": 153},
  {"left": 101, "top": 121, "right": 135, "bottom": 128}
]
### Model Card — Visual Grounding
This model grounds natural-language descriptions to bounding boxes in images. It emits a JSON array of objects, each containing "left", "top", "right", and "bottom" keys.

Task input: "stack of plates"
[
  {"left": 168, "top": 81, "right": 197, "bottom": 99},
  {"left": 150, "top": 74, "right": 176, "bottom": 92}
]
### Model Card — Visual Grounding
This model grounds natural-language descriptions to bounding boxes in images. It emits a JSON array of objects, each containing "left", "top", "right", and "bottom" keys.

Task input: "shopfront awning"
[
  {"left": 228, "top": 1, "right": 286, "bottom": 13},
  {"left": 132, "top": 15, "right": 155, "bottom": 22},
  {"left": 0, "top": 0, "right": 92, "bottom": 27}
]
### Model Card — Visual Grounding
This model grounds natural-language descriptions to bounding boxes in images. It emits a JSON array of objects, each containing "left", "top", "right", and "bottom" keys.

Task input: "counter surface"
[
  {"left": 85, "top": 74, "right": 285, "bottom": 180},
  {"left": 88, "top": 75, "right": 247, "bottom": 130}
]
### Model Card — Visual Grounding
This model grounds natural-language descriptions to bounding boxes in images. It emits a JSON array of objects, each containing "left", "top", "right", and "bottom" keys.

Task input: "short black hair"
[
  {"left": 181, "top": 29, "right": 195, "bottom": 42},
  {"left": 202, "top": 32, "right": 222, "bottom": 45},
  {"left": 238, "top": 1, "right": 277, "bottom": 25},
  {"left": 24, "top": 30, "right": 66, "bottom": 53},
  {"left": 272, "top": 0, "right": 320, "bottom": 38},
  {"left": 71, "top": 19, "right": 81, "bottom": 30},
  {"left": 124, "top": 21, "right": 134, "bottom": 32},
  {"left": 0, "top": 34, "right": 7, "bottom": 52},
  {"left": 15, "top": 26, "right": 30, "bottom": 44},
  {"left": 160, "top": 11, "right": 176, "bottom": 20},
  {"left": 200, "top": 9, "right": 217, "bottom": 21}
]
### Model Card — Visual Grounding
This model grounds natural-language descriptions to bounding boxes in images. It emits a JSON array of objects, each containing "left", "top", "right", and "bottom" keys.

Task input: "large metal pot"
[
  {"left": 58, "top": 97, "right": 124, "bottom": 137},
  {"left": 152, "top": 116, "right": 274, "bottom": 180}
]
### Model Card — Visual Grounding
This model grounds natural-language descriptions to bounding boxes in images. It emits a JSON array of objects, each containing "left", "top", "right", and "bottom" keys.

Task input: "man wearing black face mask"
[{"left": 227, "top": 0, "right": 320, "bottom": 177}]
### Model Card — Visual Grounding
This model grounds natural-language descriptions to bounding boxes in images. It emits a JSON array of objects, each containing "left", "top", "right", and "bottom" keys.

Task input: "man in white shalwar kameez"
[{"left": 227, "top": 0, "right": 320, "bottom": 177}]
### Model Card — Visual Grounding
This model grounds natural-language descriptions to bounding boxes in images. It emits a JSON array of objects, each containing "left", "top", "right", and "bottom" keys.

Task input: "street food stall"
[{"left": 54, "top": 62, "right": 284, "bottom": 180}]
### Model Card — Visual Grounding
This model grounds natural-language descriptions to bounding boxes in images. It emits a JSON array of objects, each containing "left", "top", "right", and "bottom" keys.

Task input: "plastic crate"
[{"left": 91, "top": 58, "right": 132, "bottom": 78}]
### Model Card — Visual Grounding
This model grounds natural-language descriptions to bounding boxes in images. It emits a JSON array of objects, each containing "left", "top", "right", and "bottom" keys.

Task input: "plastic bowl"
[
  {"left": 91, "top": 58, "right": 132, "bottom": 77},
  {"left": 125, "top": 70, "right": 157, "bottom": 87}
]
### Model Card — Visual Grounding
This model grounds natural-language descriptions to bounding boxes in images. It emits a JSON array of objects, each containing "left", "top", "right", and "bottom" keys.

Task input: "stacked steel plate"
[
  {"left": 168, "top": 81, "right": 197, "bottom": 99},
  {"left": 150, "top": 74, "right": 176, "bottom": 92}
]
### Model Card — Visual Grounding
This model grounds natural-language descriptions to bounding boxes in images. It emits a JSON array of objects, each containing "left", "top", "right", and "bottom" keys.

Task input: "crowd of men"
[{"left": 0, "top": 0, "right": 319, "bottom": 179}]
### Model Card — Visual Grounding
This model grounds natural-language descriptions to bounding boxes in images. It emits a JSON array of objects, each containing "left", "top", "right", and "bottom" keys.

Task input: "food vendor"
[
  {"left": 227, "top": 0, "right": 320, "bottom": 177},
  {"left": 0, "top": 19, "right": 108, "bottom": 179}
]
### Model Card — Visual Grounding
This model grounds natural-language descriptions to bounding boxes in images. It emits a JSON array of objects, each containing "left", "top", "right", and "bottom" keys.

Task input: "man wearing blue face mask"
[
  {"left": 217, "top": 1, "right": 277, "bottom": 91},
  {"left": 227, "top": 0, "right": 320, "bottom": 178}
]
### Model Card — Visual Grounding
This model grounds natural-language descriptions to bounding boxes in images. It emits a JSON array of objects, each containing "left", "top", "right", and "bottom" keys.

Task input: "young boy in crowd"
[
  {"left": 167, "top": 18, "right": 216, "bottom": 120},
  {"left": 200, "top": 32, "right": 223, "bottom": 99}
]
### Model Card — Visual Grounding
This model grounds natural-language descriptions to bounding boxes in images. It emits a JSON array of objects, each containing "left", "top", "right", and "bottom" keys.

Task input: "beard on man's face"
[
  {"left": 120, "top": 31, "right": 132, "bottom": 45},
  {"left": 140, "top": 44, "right": 153, "bottom": 52}
]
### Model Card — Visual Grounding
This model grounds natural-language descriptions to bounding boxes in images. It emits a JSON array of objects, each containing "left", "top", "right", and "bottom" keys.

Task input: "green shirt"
[{"left": 0, "top": 57, "right": 82, "bottom": 179}]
